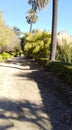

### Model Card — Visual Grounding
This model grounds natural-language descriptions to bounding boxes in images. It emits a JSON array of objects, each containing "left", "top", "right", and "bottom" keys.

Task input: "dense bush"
[
  {"left": 46, "top": 61, "right": 72, "bottom": 85},
  {"left": 24, "top": 30, "right": 51, "bottom": 60},
  {"left": 2, "top": 52, "right": 11, "bottom": 60},
  {"left": 0, "top": 50, "right": 23, "bottom": 62},
  {"left": 0, "top": 52, "right": 12, "bottom": 62},
  {"left": 23, "top": 30, "right": 72, "bottom": 64}
]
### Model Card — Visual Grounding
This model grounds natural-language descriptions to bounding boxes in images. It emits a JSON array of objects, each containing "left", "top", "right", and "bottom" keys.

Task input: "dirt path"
[{"left": 0, "top": 57, "right": 72, "bottom": 130}]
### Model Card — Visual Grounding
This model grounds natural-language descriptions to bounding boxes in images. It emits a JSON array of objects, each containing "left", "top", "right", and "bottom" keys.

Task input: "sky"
[{"left": 0, "top": 0, "right": 72, "bottom": 34}]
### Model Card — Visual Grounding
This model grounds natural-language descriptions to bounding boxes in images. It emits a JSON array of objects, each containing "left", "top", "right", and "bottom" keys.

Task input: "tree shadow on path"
[
  {"left": 0, "top": 57, "right": 72, "bottom": 130},
  {"left": 14, "top": 57, "right": 72, "bottom": 130},
  {"left": 0, "top": 99, "right": 52, "bottom": 130}
]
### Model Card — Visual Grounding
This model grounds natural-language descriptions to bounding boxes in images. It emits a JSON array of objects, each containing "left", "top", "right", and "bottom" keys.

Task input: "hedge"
[{"left": 46, "top": 61, "right": 72, "bottom": 85}]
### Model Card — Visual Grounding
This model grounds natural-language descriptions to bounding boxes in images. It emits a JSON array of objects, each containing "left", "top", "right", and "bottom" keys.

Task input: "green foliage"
[
  {"left": 47, "top": 61, "right": 72, "bottom": 85},
  {"left": 2, "top": 52, "right": 11, "bottom": 60},
  {"left": 0, "top": 54, "right": 3, "bottom": 62},
  {"left": 23, "top": 29, "right": 72, "bottom": 65},
  {"left": 0, "top": 52, "right": 12, "bottom": 62},
  {"left": 0, "top": 51, "right": 22, "bottom": 62},
  {"left": 24, "top": 30, "right": 51, "bottom": 59}
]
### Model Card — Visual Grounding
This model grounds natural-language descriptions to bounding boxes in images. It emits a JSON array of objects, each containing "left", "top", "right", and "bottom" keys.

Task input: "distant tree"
[
  {"left": 13, "top": 26, "right": 21, "bottom": 37},
  {"left": 26, "top": 9, "right": 38, "bottom": 33},
  {"left": 0, "top": 12, "right": 20, "bottom": 52},
  {"left": 32, "top": 28, "right": 42, "bottom": 34}
]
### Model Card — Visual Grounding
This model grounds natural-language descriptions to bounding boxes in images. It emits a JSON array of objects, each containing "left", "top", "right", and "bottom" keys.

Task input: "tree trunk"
[
  {"left": 50, "top": 0, "right": 58, "bottom": 61},
  {"left": 30, "top": 22, "right": 32, "bottom": 33}
]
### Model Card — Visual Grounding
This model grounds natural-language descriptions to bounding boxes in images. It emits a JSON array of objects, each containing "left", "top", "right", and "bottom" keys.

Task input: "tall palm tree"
[
  {"left": 26, "top": 9, "right": 38, "bottom": 33},
  {"left": 50, "top": 0, "right": 58, "bottom": 61}
]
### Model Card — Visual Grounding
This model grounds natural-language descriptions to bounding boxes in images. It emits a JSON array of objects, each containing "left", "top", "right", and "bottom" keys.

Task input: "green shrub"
[
  {"left": 18, "top": 51, "right": 23, "bottom": 56},
  {"left": 0, "top": 55, "right": 3, "bottom": 62},
  {"left": 24, "top": 30, "right": 51, "bottom": 60},
  {"left": 2, "top": 52, "right": 11, "bottom": 60},
  {"left": 47, "top": 61, "right": 72, "bottom": 85}
]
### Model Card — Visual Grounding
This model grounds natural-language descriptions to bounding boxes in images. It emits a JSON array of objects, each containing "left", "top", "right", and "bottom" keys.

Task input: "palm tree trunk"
[
  {"left": 30, "top": 22, "right": 32, "bottom": 33},
  {"left": 50, "top": 0, "right": 58, "bottom": 61}
]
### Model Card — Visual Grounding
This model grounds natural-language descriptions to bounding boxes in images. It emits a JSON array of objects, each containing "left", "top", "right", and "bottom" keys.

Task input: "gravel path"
[{"left": 0, "top": 57, "right": 72, "bottom": 130}]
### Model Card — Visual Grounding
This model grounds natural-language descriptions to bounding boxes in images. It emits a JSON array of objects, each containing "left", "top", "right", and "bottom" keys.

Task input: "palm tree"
[
  {"left": 28, "top": 0, "right": 58, "bottom": 61},
  {"left": 13, "top": 26, "right": 21, "bottom": 37},
  {"left": 26, "top": 9, "right": 38, "bottom": 33},
  {"left": 28, "top": 0, "right": 49, "bottom": 11},
  {"left": 50, "top": 0, "right": 58, "bottom": 61}
]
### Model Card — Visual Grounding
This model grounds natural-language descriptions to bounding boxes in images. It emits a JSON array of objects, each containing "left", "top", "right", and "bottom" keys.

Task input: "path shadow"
[
  {"left": 0, "top": 57, "right": 72, "bottom": 130},
  {"left": 6, "top": 57, "right": 39, "bottom": 69},
  {"left": 14, "top": 58, "right": 72, "bottom": 130},
  {"left": 0, "top": 99, "right": 52, "bottom": 130},
  {"left": 0, "top": 123, "right": 14, "bottom": 130}
]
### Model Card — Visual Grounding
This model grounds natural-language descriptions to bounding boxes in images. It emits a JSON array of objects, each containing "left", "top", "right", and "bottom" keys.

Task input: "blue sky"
[{"left": 0, "top": 0, "right": 72, "bottom": 34}]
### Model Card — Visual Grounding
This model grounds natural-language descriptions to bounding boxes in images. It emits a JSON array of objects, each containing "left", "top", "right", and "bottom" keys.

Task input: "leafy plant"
[
  {"left": 2, "top": 52, "right": 11, "bottom": 60},
  {"left": 24, "top": 30, "right": 51, "bottom": 60},
  {"left": 47, "top": 61, "right": 72, "bottom": 85}
]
